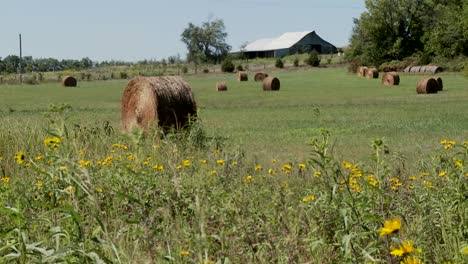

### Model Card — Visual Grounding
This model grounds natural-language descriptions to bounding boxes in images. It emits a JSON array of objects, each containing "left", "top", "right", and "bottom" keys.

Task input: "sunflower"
[
  {"left": 15, "top": 151, "right": 25, "bottom": 164},
  {"left": 379, "top": 217, "right": 401, "bottom": 236}
]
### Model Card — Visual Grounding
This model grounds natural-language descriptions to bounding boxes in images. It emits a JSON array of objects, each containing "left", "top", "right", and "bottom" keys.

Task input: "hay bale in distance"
[
  {"left": 426, "top": 66, "right": 442, "bottom": 74},
  {"left": 254, "top": 72, "right": 268, "bottom": 82},
  {"left": 366, "top": 68, "right": 379, "bottom": 79},
  {"left": 216, "top": 81, "right": 227, "bottom": 91},
  {"left": 403, "top": 66, "right": 412, "bottom": 73},
  {"left": 410, "top": 66, "right": 421, "bottom": 73},
  {"left": 435, "top": 77, "right": 443, "bottom": 91},
  {"left": 62, "top": 76, "right": 77, "bottom": 87},
  {"left": 382, "top": 72, "right": 400, "bottom": 86},
  {"left": 237, "top": 71, "right": 248, "bottom": 81},
  {"left": 357, "top": 66, "right": 368, "bottom": 77},
  {"left": 121, "top": 76, "right": 197, "bottom": 132},
  {"left": 262, "top": 77, "right": 280, "bottom": 91},
  {"left": 416, "top": 78, "right": 439, "bottom": 94}
]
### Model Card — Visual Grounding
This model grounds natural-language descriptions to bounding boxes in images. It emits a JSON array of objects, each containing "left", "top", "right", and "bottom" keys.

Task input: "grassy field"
[{"left": 0, "top": 68, "right": 467, "bottom": 263}]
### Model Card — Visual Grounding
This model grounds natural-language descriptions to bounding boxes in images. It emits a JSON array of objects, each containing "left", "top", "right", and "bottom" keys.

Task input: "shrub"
[
  {"left": 182, "top": 66, "right": 188, "bottom": 74},
  {"left": 120, "top": 72, "right": 128, "bottom": 79},
  {"left": 293, "top": 57, "right": 299, "bottom": 67},
  {"left": 203, "top": 68, "right": 209, "bottom": 74},
  {"left": 275, "top": 58, "right": 284, "bottom": 68},
  {"left": 221, "top": 58, "right": 235, "bottom": 73},
  {"left": 236, "top": 64, "right": 244, "bottom": 72},
  {"left": 306, "top": 49, "right": 321, "bottom": 67}
]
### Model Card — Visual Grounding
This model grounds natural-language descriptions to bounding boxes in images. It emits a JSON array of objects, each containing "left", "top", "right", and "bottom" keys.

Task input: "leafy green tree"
[
  {"left": 275, "top": 58, "right": 284, "bottom": 68},
  {"left": 306, "top": 49, "right": 321, "bottom": 67},
  {"left": 181, "top": 18, "right": 231, "bottom": 64}
]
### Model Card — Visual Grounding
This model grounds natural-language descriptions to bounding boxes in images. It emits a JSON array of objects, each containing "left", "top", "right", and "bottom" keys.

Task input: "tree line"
[{"left": 347, "top": 0, "right": 468, "bottom": 66}]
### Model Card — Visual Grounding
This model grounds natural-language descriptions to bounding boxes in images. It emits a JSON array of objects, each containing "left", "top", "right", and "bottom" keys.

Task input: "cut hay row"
[
  {"left": 366, "top": 68, "right": 379, "bottom": 79},
  {"left": 263, "top": 77, "right": 280, "bottom": 91},
  {"left": 404, "top": 65, "right": 442, "bottom": 74},
  {"left": 121, "top": 76, "right": 197, "bottom": 132},
  {"left": 62, "top": 76, "right": 77, "bottom": 87},
  {"left": 357, "top": 66, "right": 368, "bottom": 77},
  {"left": 382, "top": 72, "right": 400, "bottom": 86},
  {"left": 416, "top": 77, "right": 443, "bottom": 94}
]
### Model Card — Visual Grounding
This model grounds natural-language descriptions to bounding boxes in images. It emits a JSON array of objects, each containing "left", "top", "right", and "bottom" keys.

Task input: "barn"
[{"left": 237, "top": 31, "right": 337, "bottom": 59}]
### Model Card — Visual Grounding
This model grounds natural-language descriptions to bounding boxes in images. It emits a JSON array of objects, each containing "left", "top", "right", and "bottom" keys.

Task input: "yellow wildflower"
[
  {"left": 78, "top": 149, "right": 85, "bottom": 156},
  {"left": 390, "top": 240, "right": 422, "bottom": 257},
  {"left": 281, "top": 164, "right": 292, "bottom": 173},
  {"left": 379, "top": 217, "right": 401, "bottom": 236},
  {"left": 271, "top": 159, "right": 277, "bottom": 163},
  {"left": 127, "top": 154, "right": 135, "bottom": 161},
  {"left": 25, "top": 162, "right": 31, "bottom": 168},
  {"left": 216, "top": 159, "right": 225, "bottom": 166},
  {"left": 255, "top": 164, "right": 263, "bottom": 171},
  {"left": 231, "top": 161, "right": 238, "bottom": 166},
  {"left": 342, "top": 161, "right": 352, "bottom": 169},
  {"left": 15, "top": 151, "right": 25, "bottom": 165},
  {"left": 454, "top": 160, "right": 463, "bottom": 169},
  {"left": 35, "top": 156, "right": 44, "bottom": 161},
  {"left": 400, "top": 256, "right": 422, "bottom": 264},
  {"left": 440, "top": 139, "right": 456, "bottom": 149},
  {"left": 44, "top": 137, "right": 61, "bottom": 149},
  {"left": 64, "top": 186, "right": 75, "bottom": 195},
  {"left": 153, "top": 164, "right": 164, "bottom": 171},
  {"left": 1, "top": 176, "right": 10, "bottom": 183},
  {"left": 59, "top": 166, "right": 67, "bottom": 171},
  {"left": 465, "top": 172, "right": 468, "bottom": 177},
  {"left": 182, "top": 160, "right": 191, "bottom": 167},
  {"left": 409, "top": 175, "right": 417, "bottom": 181},
  {"left": 299, "top": 163, "right": 306, "bottom": 170},
  {"left": 112, "top": 143, "right": 128, "bottom": 151},
  {"left": 243, "top": 175, "right": 253, "bottom": 183},
  {"left": 36, "top": 180, "right": 43, "bottom": 188},
  {"left": 180, "top": 250, "right": 190, "bottom": 256},
  {"left": 461, "top": 245, "right": 468, "bottom": 255},
  {"left": 95, "top": 187, "right": 103, "bottom": 193},
  {"left": 268, "top": 168, "right": 275, "bottom": 175},
  {"left": 313, "top": 171, "right": 322, "bottom": 177},
  {"left": 438, "top": 171, "right": 447, "bottom": 177},
  {"left": 209, "top": 169, "right": 217, "bottom": 175},
  {"left": 79, "top": 160, "right": 92, "bottom": 167},
  {"left": 214, "top": 149, "right": 220, "bottom": 154},
  {"left": 200, "top": 159, "right": 207, "bottom": 164},
  {"left": 177, "top": 165, "right": 183, "bottom": 170},
  {"left": 423, "top": 181, "right": 433, "bottom": 188},
  {"left": 302, "top": 194, "right": 316, "bottom": 203}
]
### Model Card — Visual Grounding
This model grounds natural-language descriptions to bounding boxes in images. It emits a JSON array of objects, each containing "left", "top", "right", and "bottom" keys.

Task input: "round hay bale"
[
  {"left": 382, "top": 72, "right": 400, "bottom": 86},
  {"left": 216, "top": 81, "right": 227, "bottom": 91},
  {"left": 435, "top": 77, "right": 443, "bottom": 91},
  {"left": 237, "top": 71, "right": 248, "bottom": 81},
  {"left": 426, "top": 66, "right": 442, "bottom": 74},
  {"left": 416, "top": 78, "right": 439, "bottom": 94},
  {"left": 403, "top": 66, "right": 412, "bottom": 73},
  {"left": 121, "top": 76, "right": 197, "bottom": 132},
  {"left": 357, "top": 66, "right": 368, "bottom": 77},
  {"left": 419, "top": 66, "right": 429, "bottom": 73},
  {"left": 62, "top": 76, "right": 77, "bottom": 87},
  {"left": 254, "top": 72, "right": 268, "bottom": 82},
  {"left": 410, "top": 66, "right": 421, "bottom": 73},
  {"left": 366, "top": 68, "right": 379, "bottom": 79},
  {"left": 262, "top": 77, "right": 280, "bottom": 91}
]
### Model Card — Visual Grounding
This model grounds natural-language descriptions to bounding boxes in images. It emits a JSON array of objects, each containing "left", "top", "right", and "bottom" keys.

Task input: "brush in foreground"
[
  {"left": 237, "top": 71, "right": 248, "bottom": 81},
  {"left": 216, "top": 81, "right": 227, "bottom": 91},
  {"left": 262, "top": 77, "right": 280, "bottom": 91},
  {"left": 382, "top": 72, "right": 400, "bottom": 86},
  {"left": 121, "top": 76, "right": 197, "bottom": 132},
  {"left": 416, "top": 78, "right": 439, "bottom": 94},
  {"left": 62, "top": 76, "right": 77, "bottom": 87},
  {"left": 366, "top": 68, "right": 379, "bottom": 79},
  {"left": 254, "top": 72, "right": 268, "bottom": 82}
]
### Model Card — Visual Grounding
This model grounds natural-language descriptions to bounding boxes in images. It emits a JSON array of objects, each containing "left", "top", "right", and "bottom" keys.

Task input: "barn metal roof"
[{"left": 243, "top": 31, "right": 312, "bottom": 52}]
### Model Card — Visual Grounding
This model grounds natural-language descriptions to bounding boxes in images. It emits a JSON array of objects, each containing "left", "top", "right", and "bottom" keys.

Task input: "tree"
[
  {"left": 306, "top": 50, "right": 321, "bottom": 67},
  {"left": 181, "top": 18, "right": 231, "bottom": 64}
]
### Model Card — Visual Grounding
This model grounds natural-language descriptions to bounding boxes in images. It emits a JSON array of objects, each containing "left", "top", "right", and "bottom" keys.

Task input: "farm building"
[{"left": 236, "top": 31, "right": 337, "bottom": 59}]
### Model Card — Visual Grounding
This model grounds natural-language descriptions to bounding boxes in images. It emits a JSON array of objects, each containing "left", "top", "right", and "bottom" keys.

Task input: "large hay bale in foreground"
[
  {"left": 254, "top": 72, "right": 268, "bottom": 82},
  {"left": 382, "top": 72, "right": 400, "bottom": 86},
  {"left": 357, "top": 66, "right": 368, "bottom": 77},
  {"left": 121, "top": 76, "right": 197, "bottom": 132},
  {"left": 216, "top": 81, "right": 227, "bottom": 91},
  {"left": 366, "top": 68, "right": 379, "bottom": 79},
  {"left": 435, "top": 77, "right": 443, "bottom": 91},
  {"left": 62, "top": 76, "right": 77, "bottom": 87},
  {"left": 237, "top": 72, "right": 248, "bottom": 81},
  {"left": 416, "top": 78, "right": 439, "bottom": 94},
  {"left": 262, "top": 77, "right": 280, "bottom": 91}
]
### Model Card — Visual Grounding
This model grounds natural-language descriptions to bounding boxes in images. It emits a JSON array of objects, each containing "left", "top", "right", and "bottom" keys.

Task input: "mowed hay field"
[
  {"left": 1, "top": 68, "right": 466, "bottom": 163},
  {"left": 0, "top": 68, "right": 467, "bottom": 263}
]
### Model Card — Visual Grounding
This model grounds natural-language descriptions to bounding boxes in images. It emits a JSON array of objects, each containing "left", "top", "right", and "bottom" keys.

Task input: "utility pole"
[{"left": 19, "top": 34, "right": 23, "bottom": 83}]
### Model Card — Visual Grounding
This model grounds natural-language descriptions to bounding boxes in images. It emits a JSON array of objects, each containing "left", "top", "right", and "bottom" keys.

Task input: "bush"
[
  {"left": 293, "top": 57, "right": 299, "bottom": 67},
  {"left": 221, "top": 58, "right": 235, "bottom": 73},
  {"left": 306, "top": 50, "right": 321, "bottom": 67},
  {"left": 347, "top": 58, "right": 363, "bottom": 73},
  {"left": 275, "top": 58, "right": 284, "bottom": 68},
  {"left": 120, "top": 72, "right": 128, "bottom": 79},
  {"left": 203, "top": 68, "right": 209, "bottom": 74},
  {"left": 236, "top": 64, "right": 244, "bottom": 72},
  {"left": 182, "top": 66, "right": 188, "bottom": 74}
]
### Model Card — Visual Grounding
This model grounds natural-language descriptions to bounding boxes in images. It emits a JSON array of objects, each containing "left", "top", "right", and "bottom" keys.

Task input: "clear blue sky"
[{"left": 0, "top": 0, "right": 365, "bottom": 62}]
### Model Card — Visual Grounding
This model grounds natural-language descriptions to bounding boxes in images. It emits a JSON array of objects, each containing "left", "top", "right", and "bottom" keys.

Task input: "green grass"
[{"left": 0, "top": 68, "right": 467, "bottom": 263}]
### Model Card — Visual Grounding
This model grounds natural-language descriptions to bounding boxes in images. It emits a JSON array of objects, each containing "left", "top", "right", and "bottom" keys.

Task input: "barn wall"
[
  {"left": 289, "top": 32, "right": 337, "bottom": 55},
  {"left": 274, "top": 49, "right": 289, "bottom": 58}
]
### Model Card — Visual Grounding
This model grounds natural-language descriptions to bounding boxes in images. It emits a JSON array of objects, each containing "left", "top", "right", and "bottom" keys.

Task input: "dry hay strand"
[
  {"left": 62, "top": 76, "right": 77, "bottom": 87},
  {"left": 410, "top": 66, "right": 422, "bottom": 73},
  {"left": 216, "top": 81, "right": 227, "bottom": 91},
  {"left": 403, "top": 66, "right": 412, "bottom": 73},
  {"left": 121, "top": 76, "right": 197, "bottom": 132},
  {"left": 426, "top": 66, "right": 442, "bottom": 74},
  {"left": 366, "top": 68, "right": 379, "bottom": 79},
  {"left": 416, "top": 78, "right": 439, "bottom": 94},
  {"left": 357, "top": 66, "right": 368, "bottom": 77},
  {"left": 237, "top": 71, "right": 248, "bottom": 81},
  {"left": 262, "top": 77, "right": 280, "bottom": 91},
  {"left": 382, "top": 72, "right": 400, "bottom": 86},
  {"left": 254, "top": 72, "right": 268, "bottom": 82},
  {"left": 435, "top": 77, "right": 443, "bottom": 91}
]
